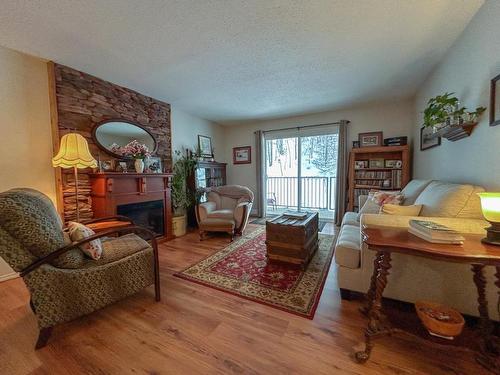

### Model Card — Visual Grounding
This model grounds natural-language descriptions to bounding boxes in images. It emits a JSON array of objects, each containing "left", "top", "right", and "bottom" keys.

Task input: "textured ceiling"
[{"left": 0, "top": 0, "right": 483, "bottom": 124}]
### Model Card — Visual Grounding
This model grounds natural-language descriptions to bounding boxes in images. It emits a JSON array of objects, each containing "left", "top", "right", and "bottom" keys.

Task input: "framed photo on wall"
[
  {"left": 198, "top": 135, "right": 213, "bottom": 157},
  {"left": 490, "top": 73, "right": 500, "bottom": 126},
  {"left": 359, "top": 131, "right": 383, "bottom": 147},
  {"left": 233, "top": 146, "right": 251, "bottom": 164},
  {"left": 420, "top": 126, "right": 441, "bottom": 150}
]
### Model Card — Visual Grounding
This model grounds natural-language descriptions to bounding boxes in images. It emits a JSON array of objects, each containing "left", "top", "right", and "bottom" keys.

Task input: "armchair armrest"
[
  {"left": 196, "top": 201, "right": 216, "bottom": 223},
  {"left": 20, "top": 226, "right": 158, "bottom": 277},
  {"left": 358, "top": 195, "right": 369, "bottom": 210},
  {"left": 234, "top": 201, "right": 252, "bottom": 234},
  {"left": 82, "top": 215, "right": 135, "bottom": 226}
]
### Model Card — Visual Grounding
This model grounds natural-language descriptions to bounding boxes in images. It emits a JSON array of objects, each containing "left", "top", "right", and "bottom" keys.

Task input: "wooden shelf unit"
[{"left": 347, "top": 145, "right": 410, "bottom": 212}]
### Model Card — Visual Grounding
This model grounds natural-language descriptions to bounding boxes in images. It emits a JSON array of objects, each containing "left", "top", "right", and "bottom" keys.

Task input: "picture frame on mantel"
[{"left": 490, "top": 73, "right": 500, "bottom": 126}]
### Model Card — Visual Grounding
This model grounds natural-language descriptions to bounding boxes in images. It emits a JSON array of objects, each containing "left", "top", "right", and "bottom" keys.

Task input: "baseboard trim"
[{"left": 0, "top": 272, "right": 19, "bottom": 282}]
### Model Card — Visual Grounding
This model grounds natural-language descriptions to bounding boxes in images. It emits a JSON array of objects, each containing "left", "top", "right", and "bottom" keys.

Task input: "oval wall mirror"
[{"left": 92, "top": 119, "right": 157, "bottom": 158}]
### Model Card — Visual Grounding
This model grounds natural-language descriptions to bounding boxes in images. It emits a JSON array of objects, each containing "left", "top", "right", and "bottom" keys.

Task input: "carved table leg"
[
  {"left": 472, "top": 264, "right": 500, "bottom": 374},
  {"left": 355, "top": 251, "right": 392, "bottom": 363},
  {"left": 360, "top": 253, "right": 382, "bottom": 316}
]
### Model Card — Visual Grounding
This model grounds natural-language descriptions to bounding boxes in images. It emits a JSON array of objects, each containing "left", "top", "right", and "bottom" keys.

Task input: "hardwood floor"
[{"left": 0, "top": 223, "right": 490, "bottom": 374}]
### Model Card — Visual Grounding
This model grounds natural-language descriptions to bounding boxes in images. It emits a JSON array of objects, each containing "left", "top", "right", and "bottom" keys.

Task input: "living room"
[{"left": 0, "top": 1, "right": 499, "bottom": 374}]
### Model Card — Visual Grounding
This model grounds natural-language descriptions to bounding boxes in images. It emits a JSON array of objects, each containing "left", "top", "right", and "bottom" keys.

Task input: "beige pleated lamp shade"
[{"left": 52, "top": 133, "right": 97, "bottom": 169}]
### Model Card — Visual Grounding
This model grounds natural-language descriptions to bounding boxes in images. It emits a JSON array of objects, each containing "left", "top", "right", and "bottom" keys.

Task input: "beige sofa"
[{"left": 334, "top": 179, "right": 499, "bottom": 320}]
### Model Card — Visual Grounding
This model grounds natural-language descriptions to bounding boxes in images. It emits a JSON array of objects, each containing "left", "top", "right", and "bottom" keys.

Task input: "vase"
[{"left": 134, "top": 159, "right": 145, "bottom": 173}]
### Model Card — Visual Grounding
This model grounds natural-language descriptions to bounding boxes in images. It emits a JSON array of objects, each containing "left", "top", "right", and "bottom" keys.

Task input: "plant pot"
[
  {"left": 172, "top": 214, "right": 187, "bottom": 237},
  {"left": 134, "top": 159, "right": 145, "bottom": 173}
]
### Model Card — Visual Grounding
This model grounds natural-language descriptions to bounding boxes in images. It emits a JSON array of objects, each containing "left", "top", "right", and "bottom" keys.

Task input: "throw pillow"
[
  {"left": 67, "top": 221, "right": 103, "bottom": 260},
  {"left": 371, "top": 191, "right": 404, "bottom": 206},
  {"left": 380, "top": 204, "right": 423, "bottom": 216}
]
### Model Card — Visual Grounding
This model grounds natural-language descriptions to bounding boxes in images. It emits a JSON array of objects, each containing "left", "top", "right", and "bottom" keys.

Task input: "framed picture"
[
  {"left": 490, "top": 73, "right": 500, "bottom": 126},
  {"left": 233, "top": 146, "right": 251, "bottom": 164},
  {"left": 359, "top": 131, "right": 383, "bottom": 147},
  {"left": 354, "top": 160, "right": 368, "bottom": 169},
  {"left": 385, "top": 159, "right": 401, "bottom": 168},
  {"left": 352, "top": 141, "right": 360, "bottom": 148},
  {"left": 116, "top": 160, "right": 130, "bottom": 172},
  {"left": 99, "top": 159, "right": 115, "bottom": 172},
  {"left": 369, "top": 158, "right": 384, "bottom": 168},
  {"left": 198, "top": 135, "right": 213, "bottom": 157},
  {"left": 420, "top": 127, "right": 441, "bottom": 150},
  {"left": 145, "top": 157, "right": 162, "bottom": 173}
]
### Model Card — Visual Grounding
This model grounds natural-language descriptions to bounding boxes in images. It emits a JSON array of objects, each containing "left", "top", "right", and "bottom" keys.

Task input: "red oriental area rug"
[{"left": 175, "top": 227, "right": 336, "bottom": 319}]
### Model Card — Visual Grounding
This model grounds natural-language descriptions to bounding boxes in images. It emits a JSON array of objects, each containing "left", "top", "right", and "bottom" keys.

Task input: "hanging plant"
[{"left": 423, "top": 92, "right": 486, "bottom": 128}]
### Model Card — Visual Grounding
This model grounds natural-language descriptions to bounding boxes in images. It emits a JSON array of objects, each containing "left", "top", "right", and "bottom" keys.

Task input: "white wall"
[
  {"left": 171, "top": 107, "right": 225, "bottom": 161},
  {"left": 223, "top": 99, "right": 414, "bottom": 196},
  {"left": 0, "top": 45, "right": 54, "bottom": 280},
  {"left": 413, "top": 0, "right": 500, "bottom": 190}
]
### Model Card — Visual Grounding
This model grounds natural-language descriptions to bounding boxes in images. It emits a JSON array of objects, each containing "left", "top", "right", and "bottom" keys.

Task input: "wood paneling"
[{"left": 0, "top": 224, "right": 490, "bottom": 375}]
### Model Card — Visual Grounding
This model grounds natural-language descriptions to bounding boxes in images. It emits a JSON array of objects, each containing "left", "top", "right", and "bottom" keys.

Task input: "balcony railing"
[{"left": 266, "top": 176, "right": 336, "bottom": 211}]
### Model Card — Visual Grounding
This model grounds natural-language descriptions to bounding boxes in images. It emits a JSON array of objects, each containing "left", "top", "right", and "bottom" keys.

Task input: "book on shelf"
[{"left": 408, "top": 220, "right": 465, "bottom": 244}]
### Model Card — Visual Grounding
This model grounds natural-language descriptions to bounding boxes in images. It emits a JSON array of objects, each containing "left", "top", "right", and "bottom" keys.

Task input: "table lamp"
[
  {"left": 52, "top": 133, "right": 97, "bottom": 222},
  {"left": 478, "top": 192, "right": 500, "bottom": 245}
]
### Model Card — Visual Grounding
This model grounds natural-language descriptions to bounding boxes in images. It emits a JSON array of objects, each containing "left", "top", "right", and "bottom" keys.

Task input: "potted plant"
[
  {"left": 423, "top": 92, "right": 486, "bottom": 134},
  {"left": 171, "top": 149, "right": 197, "bottom": 236}
]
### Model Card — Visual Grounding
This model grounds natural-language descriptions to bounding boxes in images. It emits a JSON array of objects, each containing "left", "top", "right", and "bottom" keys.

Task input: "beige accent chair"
[
  {"left": 196, "top": 185, "right": 254, "bottom": 241},
  {"left": 334, "top": 179, "right": 500, "bottom": 321}
]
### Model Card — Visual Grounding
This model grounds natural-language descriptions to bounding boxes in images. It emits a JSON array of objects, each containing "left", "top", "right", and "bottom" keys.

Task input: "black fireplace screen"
[{"left": 117, "top": 200, "right": 164, "bottom": 237}]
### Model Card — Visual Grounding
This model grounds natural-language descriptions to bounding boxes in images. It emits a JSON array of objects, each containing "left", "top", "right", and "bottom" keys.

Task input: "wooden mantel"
[{"left": 89, "top": 172, "right": 174, "bottom": 241}]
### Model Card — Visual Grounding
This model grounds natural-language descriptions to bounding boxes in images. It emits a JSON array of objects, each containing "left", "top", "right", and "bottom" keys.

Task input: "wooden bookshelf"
[{"left": 347, "top": 145, "right": 410, "bottom": 212}]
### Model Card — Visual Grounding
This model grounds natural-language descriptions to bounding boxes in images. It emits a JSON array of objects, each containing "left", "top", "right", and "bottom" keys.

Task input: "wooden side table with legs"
[{"left": 354, "top": 227, "right": 500, "bottom": 374}]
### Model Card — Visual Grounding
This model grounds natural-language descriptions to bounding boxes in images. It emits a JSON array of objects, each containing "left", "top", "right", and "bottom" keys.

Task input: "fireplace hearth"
[
  {"left": 89, "top": 172, "right": 173, "bottom": 240},
  {"left": 117, "top": 200, "right": 164, "bottom": 236}
]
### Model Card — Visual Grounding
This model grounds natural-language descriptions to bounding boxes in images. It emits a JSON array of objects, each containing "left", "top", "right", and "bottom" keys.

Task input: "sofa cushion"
[
  {"left": 456, "top": 185, "right": 485, "bottom": 219},
  {"left": 415, "top": 181, "right": 480, "bottom": 218},
  {"left": 334, "top": 224, "right": 361, "bottom": 269},
  {"left": 342, "top": 212, "right": 360, "bottom": 227},
  {"left": 208, "top": 209, "right": 234, "bottom": 220},
  {"left": 381, "top": 204, "right": 422, "bottom": 216},
  {"left": 401, "top": 179, "right": 432, "bottom": 205}
]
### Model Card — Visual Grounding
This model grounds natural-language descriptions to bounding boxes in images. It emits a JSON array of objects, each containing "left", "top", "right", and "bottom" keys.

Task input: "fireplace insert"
[{"left": 117, "top": 200, "right": 164, "bottom": 237}]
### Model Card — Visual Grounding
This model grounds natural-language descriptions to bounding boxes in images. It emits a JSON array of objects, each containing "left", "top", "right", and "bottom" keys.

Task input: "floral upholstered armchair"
[
  {"left": 195, "top": 185, "right": 254, "bottom": 241},
  {"left": 0, "top": 188, "right": 160, "bottom": 349}
]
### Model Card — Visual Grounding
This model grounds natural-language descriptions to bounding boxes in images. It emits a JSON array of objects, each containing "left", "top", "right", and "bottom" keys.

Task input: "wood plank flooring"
[{"left": 0, "top": 223, "right": 490, "bottom": 374}]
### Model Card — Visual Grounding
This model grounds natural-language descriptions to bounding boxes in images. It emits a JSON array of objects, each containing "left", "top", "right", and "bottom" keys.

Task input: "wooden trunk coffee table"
[{"left": 265, "top": 212, "right": 319, "bottom": 269}]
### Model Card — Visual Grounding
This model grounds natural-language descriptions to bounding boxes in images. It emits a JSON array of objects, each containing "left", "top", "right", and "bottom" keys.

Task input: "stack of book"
[{"left": 408, "top": 220, "right": 465, "bottom": 244}]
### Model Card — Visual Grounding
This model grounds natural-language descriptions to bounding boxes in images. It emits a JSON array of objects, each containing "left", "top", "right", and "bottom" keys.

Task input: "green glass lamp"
[{"left": 478, "top": 192, "right": 500, "bottom": 245}]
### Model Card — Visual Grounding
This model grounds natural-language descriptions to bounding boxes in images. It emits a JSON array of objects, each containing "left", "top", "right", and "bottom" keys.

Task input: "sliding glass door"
[{"left": 263, "top": 125, "right": 338, "bottom": 220}]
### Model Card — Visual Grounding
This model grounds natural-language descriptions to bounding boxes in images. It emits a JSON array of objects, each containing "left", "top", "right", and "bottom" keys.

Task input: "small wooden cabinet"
[
  {"left": 347, "top": 145, "right": 410, "bottom": 212},
  {"left": 187, "top": 161, "right": 227, "bottom": 227},
  {"left": 89, "top": 172, "right": 174, "bottom": 240},
  {"left": 189, "top": 161, "right": 227, "bottom": 190}
]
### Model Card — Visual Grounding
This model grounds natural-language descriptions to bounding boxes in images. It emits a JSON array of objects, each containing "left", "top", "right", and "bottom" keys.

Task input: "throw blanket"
[{"left": 210, "top": 185, "right": 254, "bottom": 203}]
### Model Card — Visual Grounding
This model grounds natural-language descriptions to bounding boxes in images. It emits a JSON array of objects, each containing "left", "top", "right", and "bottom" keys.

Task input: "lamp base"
[{"left": 482, "top": 223, "right": 500, "bottom": 246}]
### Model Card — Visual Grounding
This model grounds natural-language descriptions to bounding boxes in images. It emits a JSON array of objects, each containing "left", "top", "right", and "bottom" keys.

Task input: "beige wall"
[
  {"left": 413, "top": 0, "right": 500, "bottom": 190},
  {"left": 0, "top": 45, "right": 54, "bottom": 279},
  {"left": 171, "top": 106, "right": 225, "bottom": 161},
  {"left": 223, "top": 99, "right": 414, "bottom": 199}
]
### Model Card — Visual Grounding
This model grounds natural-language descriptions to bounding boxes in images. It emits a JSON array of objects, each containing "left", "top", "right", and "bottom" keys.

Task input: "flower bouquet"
[{"left": 120, "top": 140, "right": 151, "bottom": 173}]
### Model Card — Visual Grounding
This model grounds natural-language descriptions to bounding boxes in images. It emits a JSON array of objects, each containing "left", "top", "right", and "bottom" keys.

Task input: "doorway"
[{"left": 263, "top": 125, "right": 338, "bottom": 220}]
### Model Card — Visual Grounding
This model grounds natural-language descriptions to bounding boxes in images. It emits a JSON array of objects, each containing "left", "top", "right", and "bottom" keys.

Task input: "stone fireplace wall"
[{"left": 52, "top": 63, "right": 172, "bottom": 222}]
